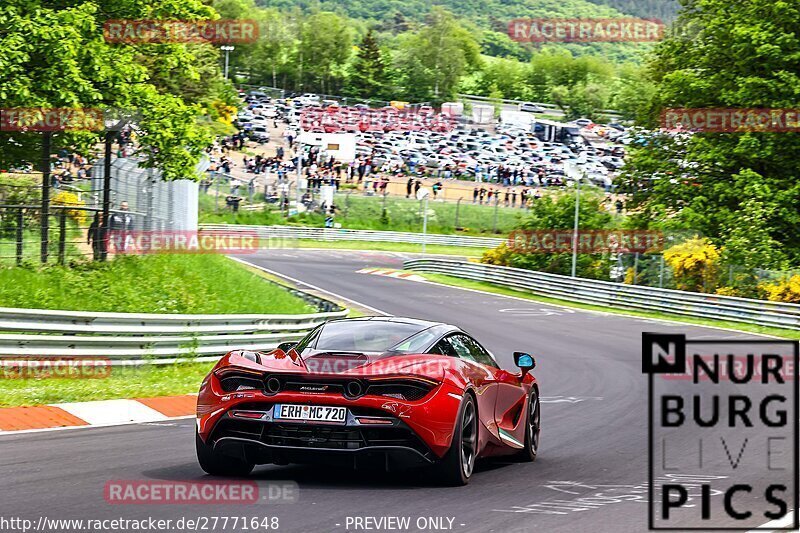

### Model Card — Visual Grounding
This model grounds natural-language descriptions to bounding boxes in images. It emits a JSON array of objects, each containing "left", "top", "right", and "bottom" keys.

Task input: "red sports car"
[{"left": 196, "top": 317, "right": 540, "bottom": 485}]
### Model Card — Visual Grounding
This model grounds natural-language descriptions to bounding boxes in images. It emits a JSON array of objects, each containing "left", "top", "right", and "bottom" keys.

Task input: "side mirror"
[
  {"left": 513, "top": 352, "right": 536, "bottom": 375},
  {"left": 277, "top": 341, "right": 298, "bottom": 353}
]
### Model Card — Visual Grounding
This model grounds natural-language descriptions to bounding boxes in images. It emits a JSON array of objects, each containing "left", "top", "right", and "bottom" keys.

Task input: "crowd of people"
[{"left": 200, "top": 134, "right": 592, "bottom": 219}]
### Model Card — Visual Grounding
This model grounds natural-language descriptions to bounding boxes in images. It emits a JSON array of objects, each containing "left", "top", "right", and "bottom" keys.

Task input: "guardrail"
[
  {"left": 200, "top": 224, "right": 505, "bottom": 249},
  {"left": 403, "top": 259, "right": 800, "bottom": 330},
  {"left": 457, "top": 93, "right": 623, "bottom": 120},
  {"left": 0, "top": 308, "right": 348, "bottom": 358}
]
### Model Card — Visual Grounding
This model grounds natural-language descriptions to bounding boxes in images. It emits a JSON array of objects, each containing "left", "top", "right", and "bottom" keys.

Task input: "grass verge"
[
  {"left": 417, "top": 272, "right": 800, "bottom": 340},
  {"left": 0, "top": 254, "right": 314, "bottom": 314},
  {"left": 0, "top": 361, "right": 215, "bottom": 407}
]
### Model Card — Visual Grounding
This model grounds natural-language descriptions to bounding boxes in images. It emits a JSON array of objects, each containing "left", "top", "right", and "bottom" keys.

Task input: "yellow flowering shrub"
[
  {"left": 715, "top": 286, "right": 740, "bottom": 297},
  {"left": 481, "top": 242, "right": 512, "bottom": 265},
  {"left": 663, "top": 237, "right": 721, "bottom": 293},
  {"left": 51, "top": 191, "right": 88, "bottom": 226},
  {"left": 759, "top": 275, "right": 800, "bottom": 303}
]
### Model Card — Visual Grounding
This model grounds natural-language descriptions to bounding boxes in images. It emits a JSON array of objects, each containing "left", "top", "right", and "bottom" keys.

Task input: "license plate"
[{"left": 273, "top": 404, "right": 347, "bottom": 424}]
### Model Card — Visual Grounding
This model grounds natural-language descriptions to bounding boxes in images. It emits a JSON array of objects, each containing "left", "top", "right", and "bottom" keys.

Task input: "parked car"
[
  {"left": 248, "top": 125, "right": 270, "bottom": 143},
  {"left": 519, "top": 102, "right": 546, "bottom": 113}
]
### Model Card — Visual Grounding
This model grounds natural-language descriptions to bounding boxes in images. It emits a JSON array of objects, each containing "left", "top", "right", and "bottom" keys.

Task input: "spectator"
[
  {"left": 226, "top": 195, "right": 242, "bottom": 213},
  {"left": 87, "top": 213, "right": 107, "bottom": 260},
  {"left": 432, "top": 181, "right": 442, "bottom": 200},
  {"left": 109, "top": 201, "right": 134, "bottom": 254}
]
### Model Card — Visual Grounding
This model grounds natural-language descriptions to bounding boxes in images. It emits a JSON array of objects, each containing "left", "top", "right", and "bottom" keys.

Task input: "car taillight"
[
  {"left": 215, "top": 367, "right": 265, "bottom": 393},
  {"left": 365, "top": 379, "right": 437, "bottom": 401},
  {"left": 219, "top": 376, "right": 264, "bottom": 393}
]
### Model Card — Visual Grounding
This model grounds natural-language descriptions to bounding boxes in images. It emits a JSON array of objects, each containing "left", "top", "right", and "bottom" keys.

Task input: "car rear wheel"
[
  {"left": 434, "top": 394, "right": 477, "bottom": 486},
  {"left": 516, "top": 388, "right": 540, "bottom": 462},
  {"left": 196, "top": 430, "right": 254, "bottom": 477}
]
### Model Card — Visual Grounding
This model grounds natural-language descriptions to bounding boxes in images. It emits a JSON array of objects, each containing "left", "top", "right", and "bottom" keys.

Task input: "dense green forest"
[
  {"left": 253, "top": 0, "right": 676, "bottom": 64},
  {"left": 255, "top": 0, "right": 678, "bottom": 27},
  {"left": 217, "top": 0, "right": 657, "bottom": 118}
]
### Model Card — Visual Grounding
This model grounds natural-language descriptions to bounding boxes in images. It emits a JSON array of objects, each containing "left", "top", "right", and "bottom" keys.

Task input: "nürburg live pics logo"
[{"left": 643, "top": 333, "right": 799, "bottom": 530}]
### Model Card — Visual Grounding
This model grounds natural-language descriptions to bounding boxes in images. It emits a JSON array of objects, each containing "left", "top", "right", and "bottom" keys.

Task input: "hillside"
[{"left": 257, "top": 0, "right": 679, "bottom": 29}]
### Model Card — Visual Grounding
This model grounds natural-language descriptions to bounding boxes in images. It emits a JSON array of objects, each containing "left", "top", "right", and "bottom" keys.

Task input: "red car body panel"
[{"left": 197, "top": 343, "right": 536, "bottom": 462}]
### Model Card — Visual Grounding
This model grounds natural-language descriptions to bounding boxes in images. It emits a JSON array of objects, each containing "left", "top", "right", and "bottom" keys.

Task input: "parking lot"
[{"left": 235, "top": 89, "right": 631, "bottom": 193}]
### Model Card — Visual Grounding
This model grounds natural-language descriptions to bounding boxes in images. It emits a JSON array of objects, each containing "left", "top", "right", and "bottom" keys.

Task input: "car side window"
[
  {"left": 453, "top": 335, "right": 497, "bottom": 368},
  {"left": 430, "top": 338, "right": 459, "bottom": 358},
  {"left": 446, "top": 335, "right": 475, "bottom": 361}
]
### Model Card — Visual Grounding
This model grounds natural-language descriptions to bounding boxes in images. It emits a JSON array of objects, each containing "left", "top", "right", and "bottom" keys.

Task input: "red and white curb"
[
  {"left": 0, "top": 394, "right": 197, "bottom": 434},
  {"left": 357, "top": 268, "right": 426, "bottom": 282}
]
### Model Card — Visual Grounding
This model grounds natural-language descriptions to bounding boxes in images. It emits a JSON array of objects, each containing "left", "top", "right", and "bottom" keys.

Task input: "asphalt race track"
[{"left": 0, "top": 250, "right": 784, "bottom": 533}]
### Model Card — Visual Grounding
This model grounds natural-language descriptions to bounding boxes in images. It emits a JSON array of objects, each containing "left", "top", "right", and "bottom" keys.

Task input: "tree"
[
  {"left": 297, "top": 12, "right": 353, "bottom": 94},
  {"left": 621, "top": 0, "right": 800, "bottom": 267},
  {"left": 243, "top": 8, "right": 296, "bottom": 88},
  {"left": 392, "top": 8, "right": 480, "bottom": 102},
  {"left": 345, "top": 30, "right": 390, "bottom": 99},
  {"left": 0, "top": 0, "right": 223, "bottom": 180},
  {"left": 481, "top": 190, "right": 614, "bottom": 278}
]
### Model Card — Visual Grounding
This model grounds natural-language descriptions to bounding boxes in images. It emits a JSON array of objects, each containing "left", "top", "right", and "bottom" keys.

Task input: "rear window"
[{"left": 308, "top": 321, "right": 430, "bottom": 353}]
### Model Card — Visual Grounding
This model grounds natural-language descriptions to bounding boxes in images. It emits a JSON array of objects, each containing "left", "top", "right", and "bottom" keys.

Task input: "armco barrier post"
[
  {"left": 40, "top": 131, "right": 52, "bottom": 264},
  {"left": 15, "top": 208, "right": 23, "bottom": 266},
  {"left": 58, "top": 210, "right": 67, "bottom": 265},
  {"left": 493, "top": 197, "right": 499, "bottom": 233}
]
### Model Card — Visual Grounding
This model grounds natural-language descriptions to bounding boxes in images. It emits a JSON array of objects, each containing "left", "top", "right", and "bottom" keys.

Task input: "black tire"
[
  {"left": 515, "top": 388, "right": 541, "bottom": 462},
  {"left": 196, "top": 430, "right": 254, "bottom": 477},
  {"left": 433, "top": 393, "right": 478, "bottom": 486}
]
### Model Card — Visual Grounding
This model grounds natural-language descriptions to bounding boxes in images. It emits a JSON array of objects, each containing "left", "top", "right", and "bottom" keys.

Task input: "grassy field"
[
  {"left": 0, "top": 362, "right": 215, "bottom": 407},
  {"left": 0, "top": 254, "right": 322, "bottom": 408},
  {"left": 200, "top": 192, "right": 524, "bottom": 237},
  {"left": 0, "top": 254, "right": 314, "bottom": 313},
  {"left": 0, "top": 225, "right": 87, "bottom": 266}
]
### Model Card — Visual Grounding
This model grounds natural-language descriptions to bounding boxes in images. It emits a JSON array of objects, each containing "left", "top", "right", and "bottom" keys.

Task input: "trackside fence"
[{"left": 403, "top": 259, "right": 800, "bottom": 330}]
